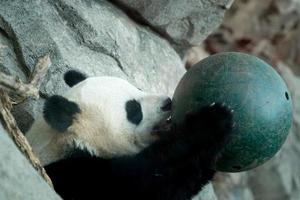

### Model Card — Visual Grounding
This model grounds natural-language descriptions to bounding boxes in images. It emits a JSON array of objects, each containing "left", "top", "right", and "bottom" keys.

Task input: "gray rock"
[
  {"left": 0, "top": 124, "right": 61, "bottom": 200},
  {"left": 192, "top": 184, "right": 218, "bottom": 200},
  {"left": 214, "top": 172, "right": 255, "bottom": 200},
  {"left": 109, "top": 0, "right": 234, "bottom": 54},
  {"left": 0, "top": 0, "right": 227, "bottom": 199},
  {"left": 0, "top": 0, "right": 185, "bottom": 131},
  {"left": 0, "top": 27, "right": 26, "bottom": 81},
  {"left": 0, "top": 0, "right": 185, "bottom": 96}
]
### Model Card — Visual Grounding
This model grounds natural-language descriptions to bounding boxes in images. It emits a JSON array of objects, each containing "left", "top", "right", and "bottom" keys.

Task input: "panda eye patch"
[{"left": 125, "top": 99, "right": 143, "bottom": 125}]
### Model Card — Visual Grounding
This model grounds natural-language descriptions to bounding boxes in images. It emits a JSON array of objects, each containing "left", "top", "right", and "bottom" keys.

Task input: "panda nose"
[{"left": 161, "top": 98, "right": 172, "bottom": 111}]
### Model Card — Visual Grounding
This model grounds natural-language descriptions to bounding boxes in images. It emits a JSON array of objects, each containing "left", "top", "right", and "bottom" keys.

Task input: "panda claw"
[{"left": 210, "top": 102, "right": 216, "bottom": 107}]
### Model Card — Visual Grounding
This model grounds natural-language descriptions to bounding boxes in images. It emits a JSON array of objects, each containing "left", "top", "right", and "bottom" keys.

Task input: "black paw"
[{"left": 184, "top": 103, "right": 234, "bottom": 147}]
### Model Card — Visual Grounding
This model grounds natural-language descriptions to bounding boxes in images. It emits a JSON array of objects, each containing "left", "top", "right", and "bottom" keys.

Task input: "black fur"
[
  {"left": 161, "top": 97, "right": 172, "bottom": 111},
  {"left": 45, "top": 103, "right": 234, "bottom": 200},
  {"left": 64, "top": 70, "right": 87, "bottom": 87},
  {"left": 43, "top": 95, "right": 81, "bottom": 132},
  {"left": 125, "top": 99, "right": 143, "bottom": 125}
]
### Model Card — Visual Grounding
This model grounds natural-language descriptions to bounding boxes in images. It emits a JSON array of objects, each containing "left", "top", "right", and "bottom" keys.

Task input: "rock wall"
[
  {"left": 0, "top": 0, "right": 231, "bottom": 199},
  {"left": 0, "top": 124, "right": 60, "bottom": 200},
  {"left": 107, "top": 0, "right": 234, "bottom": 54}
]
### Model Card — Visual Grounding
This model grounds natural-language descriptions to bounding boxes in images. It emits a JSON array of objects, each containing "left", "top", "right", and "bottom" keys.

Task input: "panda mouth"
[{"left": 151, "top": 116, "right": 172, "bottom": 137}]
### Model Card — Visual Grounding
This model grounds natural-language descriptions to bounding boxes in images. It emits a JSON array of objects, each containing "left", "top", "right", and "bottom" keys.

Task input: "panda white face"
[
  {"left": 26, "top": 72, "right": 171, "bottom": 165},
  {"left": 66, "top": 77, "right": 171, "bottom": 157}
]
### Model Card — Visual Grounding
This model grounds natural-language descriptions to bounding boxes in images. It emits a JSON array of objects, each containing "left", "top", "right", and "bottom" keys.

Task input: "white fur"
[{"left": 26, "top": 76, "right": 170, "bottom": 165}]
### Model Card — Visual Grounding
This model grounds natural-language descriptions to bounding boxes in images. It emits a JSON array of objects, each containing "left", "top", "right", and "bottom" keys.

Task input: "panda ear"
[
  {"left": 64, "top": 70, "right": 87, "bottom": 87},
  {"left": 43, "top": 95, "right": 81, "bottom": 132}
]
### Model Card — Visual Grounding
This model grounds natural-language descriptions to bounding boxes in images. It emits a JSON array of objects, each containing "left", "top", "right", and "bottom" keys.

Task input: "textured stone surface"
[
  {"left": 0, "top": 28, "right": 26, "bottom": 81},
  {"left": 0, "top": 124, "right": 61, "bottom": 200},
  {"left": 110, "top": 0, "right": 234, "bottom": 54},
  {"left": 193, "top": 184, "right": 218, "bottom": 200},
  {"left": 0, "top": 0, "right": 224, "bottom": 199},
  {"left": 0, "top": 0, "right": 186, "bottom": 130}
]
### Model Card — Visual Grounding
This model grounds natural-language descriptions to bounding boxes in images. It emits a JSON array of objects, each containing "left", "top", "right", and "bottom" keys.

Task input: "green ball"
[{"left": 172, "top": 52, "right": 293, "bottom": 172}]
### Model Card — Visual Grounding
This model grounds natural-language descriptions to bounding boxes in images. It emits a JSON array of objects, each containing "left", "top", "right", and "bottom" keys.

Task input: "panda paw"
[{"left": 184, "top": 103, "right": 234, "bottom": 149}]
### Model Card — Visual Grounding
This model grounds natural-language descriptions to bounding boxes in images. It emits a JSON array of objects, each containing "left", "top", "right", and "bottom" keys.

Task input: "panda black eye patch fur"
[{"left": 125, "top": 99, "right": 143, "bottom": 125}]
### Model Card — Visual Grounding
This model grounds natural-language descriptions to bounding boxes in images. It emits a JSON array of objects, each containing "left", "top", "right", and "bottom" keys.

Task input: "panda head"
[{"left": 26, "top": 70, "right": 171, "bottom": 165}]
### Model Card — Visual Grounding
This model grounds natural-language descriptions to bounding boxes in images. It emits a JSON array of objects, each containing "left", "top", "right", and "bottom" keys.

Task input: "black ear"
[
  {"left": 43, "top": 95, "right": 81, "bottom": 132},
  {"left": 64, "top": 70, "right": 87, "bottom": 87}
]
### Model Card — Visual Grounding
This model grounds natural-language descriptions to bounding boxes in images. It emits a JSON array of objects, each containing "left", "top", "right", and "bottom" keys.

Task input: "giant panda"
[{"left": 26, "top": 70, "right": 234, "bottom": 200}]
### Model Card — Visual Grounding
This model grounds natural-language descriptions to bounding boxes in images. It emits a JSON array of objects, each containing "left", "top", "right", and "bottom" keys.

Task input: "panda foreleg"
[
  {"left": 112, "top": 103, "right": 234, "bottom": 200},
  {"left": 182, "top": 103, "right": 234, "bottom": 162}
]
